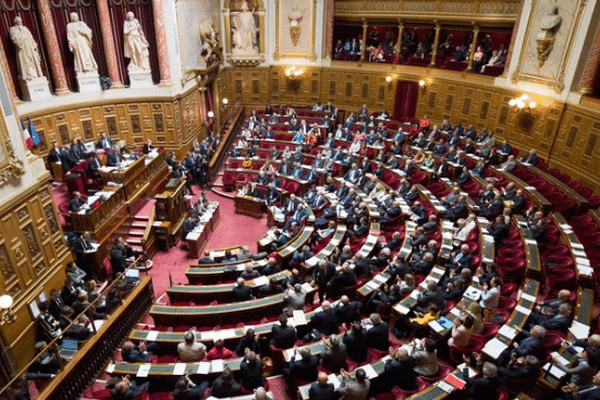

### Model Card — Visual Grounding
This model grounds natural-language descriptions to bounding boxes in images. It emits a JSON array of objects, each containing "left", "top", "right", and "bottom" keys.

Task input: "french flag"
[{"left": 21, "top": 119, "right": 34, "bottom": 149}]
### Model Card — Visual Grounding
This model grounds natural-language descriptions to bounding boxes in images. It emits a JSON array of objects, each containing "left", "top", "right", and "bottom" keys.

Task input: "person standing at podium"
[
  {"left": 74, "top": 231, "right": 97, "bottom": 280},
  {"left": 107, "top": 146, "right": 124, "bottom": 167}
]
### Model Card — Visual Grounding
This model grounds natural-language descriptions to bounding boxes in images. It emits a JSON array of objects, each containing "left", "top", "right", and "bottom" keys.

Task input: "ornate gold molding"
[
  {"left": 0, "top": 115, "right": 25, "bottom": 186},
  {"left": 274, "top": 0, "right": 317, "bottom": 61}
]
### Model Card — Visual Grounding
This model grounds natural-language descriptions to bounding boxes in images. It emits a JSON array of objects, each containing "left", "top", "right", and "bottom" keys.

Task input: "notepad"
[
  {"left": 544, "top": 363, "right": 567, "bottom": 379},
  {"left": 395, "top": 304, "right": 410, "bottom": 315},
  {"left": 137, "top": 364, "right": 151, "bottom": 378},
  {"left": 551, "top": 352, "right": 570, "bottom": 366},
  {"left": 293, "top": 310, "right": 307, "bottom": 326},
  {"left": 146, "top": 330, "right": 159, "bottom": 341},
  {"left": 327, "top": 374, "right": 341, "bottom": 390},
  {"left": 520, "top": 293, "right": 537, "bottom": 302},
  {"left": 361, "top": 364, "right": 378, "bottom": 379},
  {"left": 211, "top": 359, "right": 224, "bottom": 373},
  {"left": 569, "top": 320, "right": 590, "bottom": 340},
  {"left": 515, "top": 305, "right": 532, "bottom": 315},
  {"left": 482, "top": 338, "right": 508, "bottom": 359},
  {"left": 498, "top": 325, "right": 517, "bottom": 339},
  {"left": 197, "top": 362, "right": 210, "bottom": 374},
  {"left": 173, "top": 363, "right": 186, "bottom": 376},
  {"left": 106, "top": 364, "right": 115, "bottom": 373},
  {"left": 437, "top": 380, "right": 455, "bottom": 393}
]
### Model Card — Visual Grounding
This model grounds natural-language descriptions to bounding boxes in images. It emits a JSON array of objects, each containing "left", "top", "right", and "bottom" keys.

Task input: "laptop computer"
[{"left": 58, "top": 338, "right": 78, "bottom": 359}]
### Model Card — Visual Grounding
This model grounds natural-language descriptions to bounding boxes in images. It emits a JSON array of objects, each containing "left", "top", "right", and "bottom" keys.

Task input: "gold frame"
[
  {"left": 511, "top": 0, "right": 586, "bottom": 94},
  {"left": 273, "top": 0, "right": 317, "bottom": 61},
  {"left": 0, "top": 114, "right": 25, "bottom": 186}
]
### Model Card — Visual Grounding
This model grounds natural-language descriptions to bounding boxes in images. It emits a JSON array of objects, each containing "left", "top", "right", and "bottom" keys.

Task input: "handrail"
[
  {"left": 208, "top": 105, "right": 245, "bottom": 181},
  {"left": 0, "top": 258, "right": 144, "bottom": 398},
  {"left": 142, "top": 206, "right": 156, "bottom": 246}
]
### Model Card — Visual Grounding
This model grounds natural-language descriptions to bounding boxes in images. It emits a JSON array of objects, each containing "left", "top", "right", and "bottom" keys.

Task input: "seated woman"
[{"left": 448, "top": 314, "right": 474, "bottom": 348}]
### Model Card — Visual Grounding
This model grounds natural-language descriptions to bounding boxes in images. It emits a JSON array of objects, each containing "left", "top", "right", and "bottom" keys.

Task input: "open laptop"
[{"left": 58, "top": 338, "right": 78, "bottom": 359}]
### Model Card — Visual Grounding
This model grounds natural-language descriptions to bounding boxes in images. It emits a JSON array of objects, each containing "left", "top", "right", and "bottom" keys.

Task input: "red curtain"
[
  {"left": 0, "top": 0, "right": 53, "bottom": 98},
  {"left": 393, "top": 81, "right": 418, "bottom": 120},
  {"left": 108, "top": 1, "right": 160, "bottom": 86}
]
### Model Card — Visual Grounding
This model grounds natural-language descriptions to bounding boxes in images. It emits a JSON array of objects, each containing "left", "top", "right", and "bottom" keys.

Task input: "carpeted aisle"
[{"left": 147, "top": 190, "right": 269, "bottom": 298}]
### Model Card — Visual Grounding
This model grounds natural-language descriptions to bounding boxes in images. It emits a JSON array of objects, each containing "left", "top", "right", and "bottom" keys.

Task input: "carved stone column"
[
  {"left": 395, "top": 20, "right": 404, "bottom": 61},
  {"left": 36, "top": 0, "right": 70, "bottom": 95},
  {"left": 578, "top": 29, "right": 600, "bottom": 94},
  {"left": 96, "top": 0, "right": 123, "bottom": 88},
  {"left": 501, "top": 0, "right": 525, "bottom": 77},
  {"left": 152, "top": 0, "right": 172, "bottom": 85},
  {"left": 429, "top": 21, "right": 441, "bottom": 68},
  {"left": 360, "top": 19, "right": 368, "bottom": 62},
  {"left": 324, "top": 0, "right": 334, "bottom": 59},
  {"left": 465, "top": 23, "right": 479, "bottom": 72},
  {"left": 0, "top": 40, "right": 18, "bottom": 101}
]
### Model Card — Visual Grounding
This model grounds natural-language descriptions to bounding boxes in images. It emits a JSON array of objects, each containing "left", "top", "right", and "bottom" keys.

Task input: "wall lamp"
[
  {"left": 418, "top": 79, "right": 426, "bottom": 92},
  {"left": 0, "top": 294, "right": 15, "bottom": 324},
  {"left": 509, "top": 94, "right": 536, "bottom": 111},
  {"left": 285, "top": 66, "right": 305, "bottom": 79},
  {"left": 207, "top": 111, "right": 214, "bottom": 118}
]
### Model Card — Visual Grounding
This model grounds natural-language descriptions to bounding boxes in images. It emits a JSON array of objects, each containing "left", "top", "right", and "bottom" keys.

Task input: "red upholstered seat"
[
  {"left": 418, "top": 360, "right": 454, "bottom": 383},
  {"left": 498, "top": 296, "right": 517, "bottom": 311},
  {"left": 546, "top": 269, "right": 576, "bottom": 291}
]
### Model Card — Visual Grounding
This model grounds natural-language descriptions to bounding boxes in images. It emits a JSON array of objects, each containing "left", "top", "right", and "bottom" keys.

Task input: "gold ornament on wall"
[
  {"left": 536, "top": 5, "right": 561, "bottom": 67},
  {"left": 288, "top": 5, "right": 305, "bottom": 46}
]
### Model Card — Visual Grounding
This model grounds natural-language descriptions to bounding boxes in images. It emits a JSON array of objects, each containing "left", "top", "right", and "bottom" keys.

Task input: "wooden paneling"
[
  {"left": 0, "top": 177, "right": 71, "bottom": 369},
  {"left": 25, "top": 88, "right": 205, "bottom": 162}
]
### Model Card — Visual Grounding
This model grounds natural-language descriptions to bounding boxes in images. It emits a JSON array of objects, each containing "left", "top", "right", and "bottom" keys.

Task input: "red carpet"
[{"left": 147, "top": 190, "right": 269, "bottom": 299}]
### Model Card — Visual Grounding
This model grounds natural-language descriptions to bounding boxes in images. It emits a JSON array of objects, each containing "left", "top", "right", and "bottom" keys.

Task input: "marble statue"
[
  {"left": 540, "top": 6, "right": 562, "bottom": 34},
  {"left": 199, "top": 19, "right": 220, "bottom": 67},
  {"left": 231, "top": 0, "right": 258, "bottom": 53},
  {"left": 123, "top": 12, "right": 150, "bottom": 71},
  {"left": 9, "top": 16, "right": 44, "bottom": 81},
  {"left": 66, "top": 12, "right": 98, "bottom": 73}
]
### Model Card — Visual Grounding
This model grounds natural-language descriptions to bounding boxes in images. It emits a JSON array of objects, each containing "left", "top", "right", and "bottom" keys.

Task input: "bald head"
[{"left": 317, "top": 372, "right": 329, "bottom": 385}]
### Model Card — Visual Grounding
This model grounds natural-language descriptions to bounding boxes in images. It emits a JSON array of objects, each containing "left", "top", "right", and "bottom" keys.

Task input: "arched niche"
[{"left": 222, "top": 0, "right": 265, "bottom": 66}]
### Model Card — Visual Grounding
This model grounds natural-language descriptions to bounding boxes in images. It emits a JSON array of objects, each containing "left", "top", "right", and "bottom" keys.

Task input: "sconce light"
[
  {"left": 0, "top": 294, "right": 15, "bottom": 324},
  {"left": 222, "top": 98, "right": 229, "bottom": 105},
  {"left": 508, "top": 94, "right": 536, "bottom": 112},
  {"left": 284, "top": 66, "right": 305, "bottom": 80},
  {"left": 418, "top": 80, "right": 426, "bottom": 92},
  {"left": 386, "top": 75, "right": 393, "bottom": 83},
  {"left": 207, "top": 111, "right": 214, "bottom": 118}
]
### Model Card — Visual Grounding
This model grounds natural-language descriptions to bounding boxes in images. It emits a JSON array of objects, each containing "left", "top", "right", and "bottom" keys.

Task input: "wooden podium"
[{"left": 154, "top": 178, "right": 187, "bottom": 250}]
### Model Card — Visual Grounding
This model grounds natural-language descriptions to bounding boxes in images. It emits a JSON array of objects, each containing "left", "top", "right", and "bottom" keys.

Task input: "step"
[
  {"left": 127, "top": 237, "right": 143, "bottom": 245},
  {"left": 135, "top": 215, "right": 150, "bottom": 221},
  {"left": 131, "top": 221, "right": 147, "bottom": 229},
  {"left": 128, "top": 229, "right": 146, "bottom": 237}
]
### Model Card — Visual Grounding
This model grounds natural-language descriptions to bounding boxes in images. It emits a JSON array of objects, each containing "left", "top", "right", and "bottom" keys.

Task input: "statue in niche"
[
  {"left": 9, "top": 16, "right": 44, "bottom": 81},
  {"left": 123, "top": 11, "right": 151, "bottom": 71},
  {"left": 66, "top": 12, "right": 98, "bottom": 74},
  {"left": 536, "top": 5, "right": 562, "bottom": 67},
  {"left": 199, "top": 19, "right": 221, "bottom": 67},
  {"left": 231, "top": 0, "right": 258, "bottom": 54}
]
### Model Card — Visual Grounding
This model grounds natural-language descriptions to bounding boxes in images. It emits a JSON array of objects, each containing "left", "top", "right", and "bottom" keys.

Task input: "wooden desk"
[
  {"left": 38, "top": 277, "right": 154, "bottom": 400},
  {"left": 551, "top": 212, "right": 594, "bottom": 283},
  {"left": 527, "top": 164, "right": 590, "bottom": 210},
  {"left": 150, "top": 289, "right": 316, "bottom": 326},
  {"left": 515, "top": 216, "right": 542, "bottom": 277},
  {"left": 185, "top": 259, "right": 268, "bottom": 284},
  {"left": 234, "top": 194, "right": 264, "bottom": 219},
  {"left": 167, "top": 270, "right": 291, "bottom": 303},
  {"left": 493, "top": 167, "right": 552, "bottom": 212},
  {"left": 185, "top": 204, "right": 220, "bottom": 258}
]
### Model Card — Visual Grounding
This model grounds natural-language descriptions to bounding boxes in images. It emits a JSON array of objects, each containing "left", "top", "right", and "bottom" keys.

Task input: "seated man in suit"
[
  {"left": 285, "top": 347, "right": 319, "bottom": 386},
  {"left": 308, "top": 372, "right": 335, "bottom": 400},
  {"left": 445, "top": 195, "right": 468, "bottom": 221},
  {"left": 233, "top": 278, "right": 254, "bottom": 302},
  {"left": 366, "top": 313, "right": 390, "bottom": 351},
  {"left": 498, "top": 325, "right": 546, "bottom": 367},
  {"left": 521, "top": 149, "right": 538, "bottom": 166},
  {"left": 96, "top": 133, "right": 113, "bottom": 150},
  {"left": 106, "top": 146, "right": 124, "bottom": 167},
  {"left": 87, "top": 152, "right": 102, "bottom": 180},
  {"left": 264, "top": 183, "right": 280, "bottom": 207},
  {"left": 444, "top": 244, "right": 472, "bottom": 272},
  {"left": 69, "top": 191, "right": 87, "bottom": 212},
  {"left": 182, "top": 215, "right": 199, "bottom": 240},
  {"left": 172, "top": 374, "right": 209, "bottom": 400},
  {"left": 313, "top": 301, "right": 339, "bottom": 335}
]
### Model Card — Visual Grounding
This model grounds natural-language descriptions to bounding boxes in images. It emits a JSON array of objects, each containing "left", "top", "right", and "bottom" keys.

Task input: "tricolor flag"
[
  {"left": 21, "top": 119, "right": 34, "bottom": 149},
  {"left": 28, "top": 117, "right": 40, "bottom": 146}
]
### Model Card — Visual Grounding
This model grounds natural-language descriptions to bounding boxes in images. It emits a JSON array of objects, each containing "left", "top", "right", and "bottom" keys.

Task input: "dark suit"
[
  {"left": 308, "top": 382, "right": 335, "bottom": 400},
  {"left": 313, "top": 309, "right": 339, "bottom": 335},
  {"left": 69, "top": 198, "right": 86, "bottom": 212},
  {"left": 96, "top": 137, "right": 113, "bottom": 150},
  {"left": 384, "top": 359, "right": 417, "bottom": 391},
  {"left": 106, "top": 151, "right": 123, "bottom": 167},
  {"left": 287, "top": 354, "right": 319, "bottom": 383},
  {"left": 366, "top": 322, "right": 390, "bottom": 351},
  {"left": 271, "top": 325, "right": 296, "bottom": 349},
  {"left": 239, "top": 358, "right": 264, "bottom": 390},
  {"left": 335, "top": 301, "right": 361, "bottom": 324},
  {"left": 462, "top": 367, "right": 500, "bottom": 400},
  {"left": 87, "top": 156, "right": 101, "bottom": 179},
  {"left": 265, "top": 188, "right": 280, "bottom": 206},
  {"left": 233, "top": 285, "right": 253, "bottom": 301}
]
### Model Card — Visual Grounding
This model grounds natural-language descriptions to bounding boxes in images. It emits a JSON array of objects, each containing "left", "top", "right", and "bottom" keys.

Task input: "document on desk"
[
  {"left": 197, "top": 362, "right": 210, "bottom": 374},
  {"left": 137, "top": 364, "right": 151, "bottom": 378},
  {"left": 211, "top": 359, "right": 224, "bottom": 373},
  {"left": 498, "top": 325, "right": 517, "bottom": 340},
  {"left": 327, "top": 374, "right": 341, "bottom": 390},
  {"left": 361, "top": 364, "right": 378, "bottom": 379},
  {"left": 569, "top": 320, "right": 590, "bottom": 340},
  {"left": 515, "top": 305, "right": 532, "bottom": 315},
  {"left": 253, "top": 276, "right": 269, "bottom": 286},
  {"left": 482, "top": 338, "right": 508, "bottom": 359},
  {"left": 106, "top": 364, "right": 115, "bottom": 373},
  {"left": 173, "top": 363, "right": 186, "bottom": 376},
  {"left": 551, "top": 352, "right": 570, "bottom": 366},
  {"left": 145, "top": 330, "right": 159, "bottom": 341},
  {"left": 544, "top": 363, "right": 567, "bottom": 379},
  {"left": 293, "top": 310, "right": 307, "bottom": 326}
]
